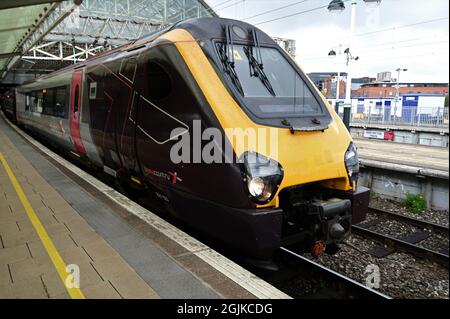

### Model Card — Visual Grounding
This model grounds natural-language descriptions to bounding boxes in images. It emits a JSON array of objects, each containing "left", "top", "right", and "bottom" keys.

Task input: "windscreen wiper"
[
  {"left": 217, "top": 25, "right": 244, "bottom": 96},
  {"left": 243, "top": 29, "right": 276, "bottom": 97}
]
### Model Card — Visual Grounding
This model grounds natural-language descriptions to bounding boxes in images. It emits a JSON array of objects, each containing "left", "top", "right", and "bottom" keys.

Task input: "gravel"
[
  {"left": 362, "top": 211, "right": 449, "bottom": 255},
  {"left": 417, "top": 234, "right": 449, "bottom": 254},
  {"left": 370, "top": 194, "right": 449, "bottom": 227},
  {"left": 306, "top": 234, "right": 449, "bottom": 299},
  {"left": 365, "top": 214, "right": 420, "bottom": 238}
]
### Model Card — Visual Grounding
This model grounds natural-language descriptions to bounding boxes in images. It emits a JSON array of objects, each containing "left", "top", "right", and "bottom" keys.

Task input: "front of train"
[{"left": 160, "top": 18, "right": 370, "bottom": 263}]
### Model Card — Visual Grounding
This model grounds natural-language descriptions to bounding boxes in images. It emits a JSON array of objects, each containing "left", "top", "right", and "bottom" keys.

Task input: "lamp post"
[
  {"left": 328, "top": 46, "right": 358, "bottom": 128},
  {"left": 329, "top": 50, "right": 341, "bottom": 114},
  {"left": 394, "top": 68, "right": 408, "bottom": 122},
  {"left": 328, "top": 49, "right": 341, "bottom": 102},
  {"left": 328, "top": 46, "right": 349, "bottom": 114},
  {"left": 328, "top": 0, "right": 382, "bottom": 127}
]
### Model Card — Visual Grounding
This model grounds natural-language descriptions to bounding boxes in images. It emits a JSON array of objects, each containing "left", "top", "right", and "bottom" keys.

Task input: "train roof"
[{"left": 18, "top": 17, "right": 274, "bottom": 88}]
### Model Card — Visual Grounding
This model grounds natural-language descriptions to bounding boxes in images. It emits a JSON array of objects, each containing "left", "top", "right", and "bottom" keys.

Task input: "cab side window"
[
  {"left": 147, "top": 62, "right": 172, "bottom": 101},
  {"left": 137, "top": 60, "right": 188, "bottom": 144}
]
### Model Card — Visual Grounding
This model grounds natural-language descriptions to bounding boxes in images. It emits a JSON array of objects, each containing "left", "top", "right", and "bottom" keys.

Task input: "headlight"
[
  {"left": 240, "top": 152, "right": 284, "bottom": 204},
  {"left": 345, "top": 142, "right": 360, "bottom": 187}
]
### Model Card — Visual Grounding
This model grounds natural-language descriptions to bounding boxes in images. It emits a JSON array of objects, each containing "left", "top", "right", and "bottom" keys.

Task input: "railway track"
[
  {"left": 352, "top": 207, "right": 449, "bottom": 267},
  {"left": 368, "top": 206, "right": 449, "bottom": 236},
  {"left": 278, "top": 247, "right": 391, "bottom": 299}
]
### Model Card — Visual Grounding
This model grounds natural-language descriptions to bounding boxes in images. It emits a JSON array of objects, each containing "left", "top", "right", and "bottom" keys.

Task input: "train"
[
  {"left": 10, "top": 17, "right": 370, "bottom": 266},
  {"left": 0, "top": 89, "right": 16, "bottom": 122}
]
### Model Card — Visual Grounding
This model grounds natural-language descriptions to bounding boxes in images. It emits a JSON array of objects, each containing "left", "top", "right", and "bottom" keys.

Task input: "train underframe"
[{"left": 166, "top": 181, "right": 370, "bottom": 267}]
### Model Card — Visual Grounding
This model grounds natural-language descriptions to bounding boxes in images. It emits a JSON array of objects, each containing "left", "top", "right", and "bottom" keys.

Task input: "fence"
[{"left": 348, "top": 105, "right": 449, "bottom": 129}]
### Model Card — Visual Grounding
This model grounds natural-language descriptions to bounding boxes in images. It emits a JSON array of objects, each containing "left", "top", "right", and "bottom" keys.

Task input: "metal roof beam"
[
  {"left": 0, "top": 52, "right": 22, "bottom": 60},
  {"left": 1, "top": 0, "right": 82, "bottom": 79},
  {"left": 3, "top": 0, "right": 217, "bottom": 81},
  {"left": 22, "top": 1, "right": 82, "bottom": 55},
  {"left": 0, "top": 0, "right": 62, "bottom": 10}
]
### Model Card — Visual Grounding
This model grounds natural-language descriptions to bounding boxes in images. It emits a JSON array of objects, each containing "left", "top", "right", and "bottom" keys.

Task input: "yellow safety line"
[{"left": 0, "top": 152, "right": 85, "bottom": 299}]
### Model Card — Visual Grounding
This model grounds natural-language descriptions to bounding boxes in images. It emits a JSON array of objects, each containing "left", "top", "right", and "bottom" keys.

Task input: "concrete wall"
[
  {"left": 351, "top": 127, "right": 449, "bottom": 148},
  {"left": 359, "top": 167, "right": 449, "bottom": 211}
]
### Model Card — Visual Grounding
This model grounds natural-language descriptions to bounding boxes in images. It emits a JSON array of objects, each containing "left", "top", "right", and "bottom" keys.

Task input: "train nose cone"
[{"left": 330, "top": 222, "right": 346, "bottom": 239}]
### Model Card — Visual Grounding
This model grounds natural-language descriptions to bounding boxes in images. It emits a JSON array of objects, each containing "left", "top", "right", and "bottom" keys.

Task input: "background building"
[
  {"left": 377, "top": 72, "right": 393, "bottom": 83},
  {"left": 273, "top": 37, "right": 296, "bottom": 59},
  {"left": 308, "top": 72, "right": 376, "bottom": 99},
  {"left": 309, "top": 71, "right": 448, "bottom": 101},
  {"left": 352, "top": 82, "right": 449, "bottom": 98},
  {"left": 308, "top": 72, "right": 347, "bottom": 98}
]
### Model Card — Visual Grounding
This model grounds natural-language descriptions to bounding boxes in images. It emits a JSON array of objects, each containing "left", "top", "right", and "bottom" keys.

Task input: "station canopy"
[{"left": 0, "top": 0, "right": 217, "bottom": 84}]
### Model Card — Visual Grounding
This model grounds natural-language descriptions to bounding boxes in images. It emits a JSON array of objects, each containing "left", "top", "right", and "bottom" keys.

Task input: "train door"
[{"left": 70, "top": 70, "right": 86, "bottom": 154}]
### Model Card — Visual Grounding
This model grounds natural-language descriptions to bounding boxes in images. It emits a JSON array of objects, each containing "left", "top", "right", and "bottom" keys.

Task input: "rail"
[
  {"left": 368, "top": 207, "right": 449, "bottom": 236},
  {"left": 352, "top": 226, "right": 449, "bottom": 268},
  {"left": 280, "top": 247, "right": 392, "bottom": 299}
]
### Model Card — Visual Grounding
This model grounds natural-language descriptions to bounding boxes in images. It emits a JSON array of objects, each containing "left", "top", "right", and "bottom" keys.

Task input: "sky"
[{"left": 204, "top": 0, "right": 449, "bottom": 83}]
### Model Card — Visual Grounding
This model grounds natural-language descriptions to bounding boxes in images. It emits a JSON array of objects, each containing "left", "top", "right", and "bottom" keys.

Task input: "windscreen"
[{"left": 219, "top": 44, "right": 323, "bottom": 119}]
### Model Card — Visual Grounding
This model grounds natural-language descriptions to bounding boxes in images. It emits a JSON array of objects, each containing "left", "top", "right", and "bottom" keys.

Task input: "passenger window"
[
  {"left": 147, "top": 62, "right": 171, "bottom": 101},
  {"left": 55, "top": 86, "right": 68, "bottom": 118},
  {"left": 24, "top": 87, "right": 68, "bottom": 117},
  {"left": 42, "top": 88, "right": 55, "bottom": 116},
  {"left": 25, "top": 95, "right": 30, "bottom": 111},
  {"left": 89, "top": 82, "right": 97, "bottom": 99},
  {"left": 33, "top": 92, "right": 43, "bottom": 113},
  {"left": 73, "top": 85, "right": 79, "bottom": 119}
]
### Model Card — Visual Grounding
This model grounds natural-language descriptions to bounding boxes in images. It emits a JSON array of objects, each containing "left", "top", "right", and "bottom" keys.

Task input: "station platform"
[
  {"left": 0, "top": 114, "right": 287, "bottom": 299},
  {"left": 351, "top": 123, "right": 449, "bottom": 134},
  {"left": 356, "top": 138, "right": 449, "bottom": 211},
  {"left": 350, "top": 124, "right": 449, "bottom": 148},
  {"left": 356, "top": 138, "right": 449, "bottom": 176}
]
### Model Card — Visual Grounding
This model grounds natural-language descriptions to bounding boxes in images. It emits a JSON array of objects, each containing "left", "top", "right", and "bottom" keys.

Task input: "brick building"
[
  {"left": 352, "top": 82, "right": 449, "bottom": 98},
  {"left": 308, "top": 72, "right": 377, "bottom": 99},
  {"left": 324, "top": 76, "right": 347, "bottom": 99}
]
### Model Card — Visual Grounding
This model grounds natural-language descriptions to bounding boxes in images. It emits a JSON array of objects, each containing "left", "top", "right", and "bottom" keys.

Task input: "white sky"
[{"left": 204, "top": 0, "right": 449, "bottom": 83}]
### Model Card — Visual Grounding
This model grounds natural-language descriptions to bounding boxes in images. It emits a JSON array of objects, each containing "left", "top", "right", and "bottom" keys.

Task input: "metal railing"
[{"left": 349, "top": 106, "right": 449, "bottom": 129}]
